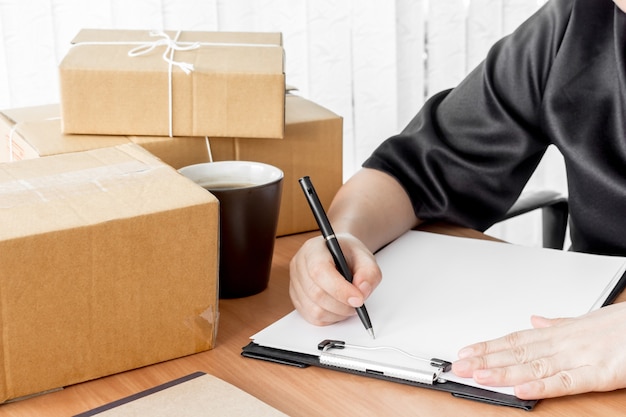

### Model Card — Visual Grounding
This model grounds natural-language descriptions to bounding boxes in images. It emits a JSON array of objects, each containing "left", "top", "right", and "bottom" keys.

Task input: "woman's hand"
[
  {"left": 288, "top": 169, "right": 418, "bottom": 326},
  {"left": 289, "top": 233, "right": 382, "bottom": 326},
  {"left": 452, "top": 301, "right": 626, "bottom": 399}
]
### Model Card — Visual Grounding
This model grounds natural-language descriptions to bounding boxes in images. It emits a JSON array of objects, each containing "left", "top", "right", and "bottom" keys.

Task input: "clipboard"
[
  {"left": 242, "top": 231, "right": 626, "bottom": 411},
  {"left": 241, "top": 341, "right": 537, "bottom": 410}
]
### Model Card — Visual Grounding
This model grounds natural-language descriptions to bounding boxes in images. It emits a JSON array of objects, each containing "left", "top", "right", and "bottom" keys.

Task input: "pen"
[{"left": 298, "top": 176, "right": 375, "bottom": 339}]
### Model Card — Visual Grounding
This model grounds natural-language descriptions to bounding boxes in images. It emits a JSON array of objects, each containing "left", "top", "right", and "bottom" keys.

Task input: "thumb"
[
  {"left": 338, "top": 235, "right": 381, "bottom": 300},
  {"left": 350, "top": 253, "right": 381, "bottom": 300}
]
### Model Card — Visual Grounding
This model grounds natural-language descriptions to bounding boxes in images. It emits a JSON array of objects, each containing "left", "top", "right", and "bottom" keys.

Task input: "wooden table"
[{"left": 1, "top": 224, "right": 625, "bottom": 416}]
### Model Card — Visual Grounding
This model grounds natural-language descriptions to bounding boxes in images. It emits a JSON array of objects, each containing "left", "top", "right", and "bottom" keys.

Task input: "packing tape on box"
[
  {"left": 71, "top": 31, "right": 282, "bottom": 138},
  {"left": 0, "top": 159, "right": 161, "bottom": 209}
]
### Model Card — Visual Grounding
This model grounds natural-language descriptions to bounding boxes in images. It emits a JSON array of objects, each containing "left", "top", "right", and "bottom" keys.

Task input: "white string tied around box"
[
  {"left": 71, "top": 31, "right": 281, "bottom": 138},
  {"left": 128, "top": 31, "right": 199, "bottom": 137}
]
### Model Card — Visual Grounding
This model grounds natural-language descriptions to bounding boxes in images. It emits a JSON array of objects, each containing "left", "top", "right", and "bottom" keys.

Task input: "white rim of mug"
[{"left": 178, "top": 161, "right": 284, "bottom": 191}]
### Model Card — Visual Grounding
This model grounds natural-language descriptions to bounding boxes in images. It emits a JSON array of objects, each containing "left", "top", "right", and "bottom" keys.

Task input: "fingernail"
[
  {"left": 357, "top": 281, "right": 372, "bottom": 298},
  {"left": 473, "top": 369, "right": 492, "bottom": 381},
  {"left": 457, "top": 347, "right": 474, "bottom": 359},
  {"left": 348, "top": 297, "right": 363, "bottom": 308},
  {"left": 515, "top": 382, "right": 537, "bottom": 400},
  {"left": 452, "top": 359, "right": 470, "bottom": 374}
]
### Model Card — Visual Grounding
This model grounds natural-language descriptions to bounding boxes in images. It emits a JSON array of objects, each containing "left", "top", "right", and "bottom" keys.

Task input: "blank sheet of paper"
[{"left": 252, "top": 231, "right": 626, "bottom": 395}]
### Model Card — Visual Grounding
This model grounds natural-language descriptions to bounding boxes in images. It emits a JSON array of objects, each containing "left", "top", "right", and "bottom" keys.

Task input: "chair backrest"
[{"left": 502, "top": 190, "right": 569, "bottom": 249}]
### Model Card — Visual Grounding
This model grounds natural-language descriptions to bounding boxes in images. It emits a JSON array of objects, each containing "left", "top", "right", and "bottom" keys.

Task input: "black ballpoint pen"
[{"left": 298, "top": 176, "right": 375, "bottom": 339}]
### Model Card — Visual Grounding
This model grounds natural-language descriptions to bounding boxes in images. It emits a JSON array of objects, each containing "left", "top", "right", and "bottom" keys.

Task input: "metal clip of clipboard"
[{"left": 317, "top": 340, "right": 452, "bottom": 385}]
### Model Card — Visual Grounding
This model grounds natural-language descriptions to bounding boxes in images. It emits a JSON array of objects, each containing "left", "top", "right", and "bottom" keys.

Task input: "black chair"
[{"left": 501, "top": 190, "right": 569, "bottom": 249}]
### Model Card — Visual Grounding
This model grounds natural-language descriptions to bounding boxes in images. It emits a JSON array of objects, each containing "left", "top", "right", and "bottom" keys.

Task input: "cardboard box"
[
  {"left": 0, "top": 104, "right": 128, "bottom": 162},
  {"left": 0, "top": 104, "right": 210, "bottom": 168},
  {"left": 59, "top": 29, "right": 285, "bottom": 138},
  {"left": 0, "top": 144, "right": 219, "bottom": 403},
  {"left": 207, "top": 94, "right": 343, "bottom": 236},
  {"left": 0, "top": 95, "right": 343, "bottom": 236}
]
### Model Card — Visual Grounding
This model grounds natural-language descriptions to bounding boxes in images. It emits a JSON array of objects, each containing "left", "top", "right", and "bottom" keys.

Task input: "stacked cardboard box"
[
  {"left": 0, "top": 28, "right": 344, "bottom": 403},
  {"left": 59, "top": 29, "right": 286, "bottom": 139},
  {"left": 209, "top": 94, "right": 343, "bottom": 235},
  {"left": 0, "top": 94, "right": 343, "bottom": 236},
  {"left": 0, "top": 144, "right": 219, "bottom": 403}
]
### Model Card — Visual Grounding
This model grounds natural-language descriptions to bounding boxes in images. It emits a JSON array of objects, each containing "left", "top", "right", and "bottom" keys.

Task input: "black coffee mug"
[{"left": 179, "top": 161, "right": 283, "bottom": 298}]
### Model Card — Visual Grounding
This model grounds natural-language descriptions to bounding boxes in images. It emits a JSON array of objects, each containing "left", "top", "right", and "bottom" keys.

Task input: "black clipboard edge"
[
  {"left": 602, "top": 270, "right": 626, "bottom": 307},
  {"left": 241, "top": 342, "right": 537, "bottom": 411}
]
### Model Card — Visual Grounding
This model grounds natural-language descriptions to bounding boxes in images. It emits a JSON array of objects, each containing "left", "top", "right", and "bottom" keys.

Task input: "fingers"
[
  {"left": 289, "top": 263, "right": 356, "bottom": 325},
  {"left": 514, "top": 366, "right": 610, "bottom": 399},
  {"left": 455, "top": 355, "right": 611, "bottom": 400},
  {"left": 452, "top": 329, "right": 581, "bottom": 400},
  {"left": 460, "top": 347, "right": 567, "bottom": 386},
  {"left": 452, "top": 324, "right": 567, "bottom": 383},
  {"left": 451, "top": 306, "right": 626, "bottom": 399},
  {"left": 456, "top": 315, "right": 575, "bottom": 362},
  {"left": 289, "top": 238, "right": 354, "bottom": 324},
  {"left": 459, "top": 363, "right": 611, "bottom": 400},
  {"left": 289, "top": 234, "right": 380, "bottom": 326}
]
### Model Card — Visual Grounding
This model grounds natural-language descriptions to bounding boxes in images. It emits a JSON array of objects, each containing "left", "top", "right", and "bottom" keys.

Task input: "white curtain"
[{"left": 0, "top": 0, "right": 564, "bottom": 246}]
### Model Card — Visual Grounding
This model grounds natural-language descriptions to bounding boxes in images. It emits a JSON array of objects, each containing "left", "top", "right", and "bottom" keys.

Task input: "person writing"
[{"left": 289, "top": 0, "right": 626, "bottom": 400}]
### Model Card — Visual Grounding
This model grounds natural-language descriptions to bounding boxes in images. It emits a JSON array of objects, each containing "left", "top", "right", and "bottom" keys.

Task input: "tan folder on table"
[{"left": 74, "top": 372, "right": 287, "bottom": 417}]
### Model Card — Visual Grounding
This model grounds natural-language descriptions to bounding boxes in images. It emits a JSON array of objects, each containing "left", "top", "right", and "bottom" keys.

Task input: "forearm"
[{"left": 327, "top": 168, "right": 420, "bottom": 253}]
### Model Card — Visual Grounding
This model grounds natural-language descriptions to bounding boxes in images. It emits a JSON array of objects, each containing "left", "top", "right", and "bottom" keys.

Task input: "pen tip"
[{"left": 367, "top": 328, "right": 375, "bottom": 340}]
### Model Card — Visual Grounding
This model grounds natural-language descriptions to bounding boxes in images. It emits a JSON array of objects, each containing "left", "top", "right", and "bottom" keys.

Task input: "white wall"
[{"left": 0, "top": 0, "right": 564, "bottom": 246}]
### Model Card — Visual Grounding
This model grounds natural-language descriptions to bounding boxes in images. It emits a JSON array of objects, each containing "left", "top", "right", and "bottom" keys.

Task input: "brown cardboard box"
[
  {"left": 0, "top": 104, "right": 209, "bottom": 168},
  {"left": 0, "top": 104, "right": 129, "bottom": 162},
  {"left": 207, "top": 94, "right": 343, "bottom": 236},
  {"left": 59, "top": 29, "right": 285, "bottom": 139},
  {"left": 0, "top": 144, "right": 219, "bottom": 403},
  {"left": 0, "top": 95, "right": 343, "bottom": 236}
]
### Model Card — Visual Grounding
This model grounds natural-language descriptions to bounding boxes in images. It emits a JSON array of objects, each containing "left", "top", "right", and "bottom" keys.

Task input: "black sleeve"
[{"left": 363, "top": 0, "right": 574, "bottom": 231}]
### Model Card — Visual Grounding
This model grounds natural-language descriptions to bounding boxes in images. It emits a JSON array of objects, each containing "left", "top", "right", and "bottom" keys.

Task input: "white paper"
[{"left": 252, "top": 231, "right": 626, "bottom": 396}]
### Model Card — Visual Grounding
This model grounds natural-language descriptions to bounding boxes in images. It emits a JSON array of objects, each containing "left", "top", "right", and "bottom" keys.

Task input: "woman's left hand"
[{"left": 452, "top": 301, "right": 626, "bottom": 399}]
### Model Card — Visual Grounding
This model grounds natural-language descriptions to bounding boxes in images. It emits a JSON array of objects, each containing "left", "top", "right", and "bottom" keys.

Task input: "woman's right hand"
[
  {"left": 289, "top": 168, "right": 420, "bottom": 325},
  {"left": 288, "top": 232, "right": 382, "bottom": 326}
]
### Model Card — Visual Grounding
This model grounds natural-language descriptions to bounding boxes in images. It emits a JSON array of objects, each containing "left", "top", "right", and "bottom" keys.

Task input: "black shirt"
[{"left": 364, "top": 0, "right": 626, "bottom": 256}]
